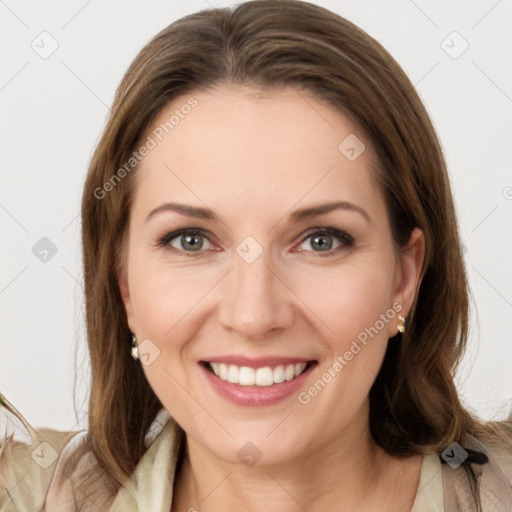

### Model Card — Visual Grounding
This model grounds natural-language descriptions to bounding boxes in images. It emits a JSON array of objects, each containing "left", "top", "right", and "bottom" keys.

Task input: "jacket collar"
[{"left": 109, "top": 414, "right": 184, "bottom": 511}]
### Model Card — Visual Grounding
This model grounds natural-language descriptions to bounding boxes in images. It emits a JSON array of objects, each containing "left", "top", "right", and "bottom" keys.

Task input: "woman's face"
[{"left": 119, "top": 83, "right": 424, "bottom": 466}]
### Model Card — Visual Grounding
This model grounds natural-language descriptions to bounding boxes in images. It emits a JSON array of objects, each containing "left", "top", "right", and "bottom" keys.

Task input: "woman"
[{"left": 1, "top": 0, "right": 511, "bottom": 510}]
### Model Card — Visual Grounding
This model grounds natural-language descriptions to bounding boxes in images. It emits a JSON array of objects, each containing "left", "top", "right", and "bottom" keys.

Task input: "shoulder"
[
  {"left": 485, "top": 426, "right": 512, "bottom": 486},
  {"left": 464, "top": 420, "right": 512, "bottom": 501},
  {"left": 43, "top": 429, "right": 118, "bottom": 511},
  {"left": 1, "top": 393, "right": 118, "bottom": 511},
  {"left": 0, "top": 393, "right": 83, "bottom": 511}
]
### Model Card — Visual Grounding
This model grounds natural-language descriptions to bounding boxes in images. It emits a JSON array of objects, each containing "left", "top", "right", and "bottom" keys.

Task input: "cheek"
[
  {"left": 296, "top": 256, "right": 396, "bottom": 350},
  {"left": 294, "top": 263, "right": 395, "bottom": 425},
  {"left": 129, "top": 255, "right": 211, "bottom": 337},
  {"left": 127, "top": 258, "right": 206, "bottom": 418},
  {"left": 127, "top": 257, "right": 218, "bottom": 404}
]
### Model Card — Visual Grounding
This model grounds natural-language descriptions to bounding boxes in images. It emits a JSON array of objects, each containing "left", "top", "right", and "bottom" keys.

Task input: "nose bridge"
[{"left": 218, "top": 241, "right": 292, "bottom": 338}]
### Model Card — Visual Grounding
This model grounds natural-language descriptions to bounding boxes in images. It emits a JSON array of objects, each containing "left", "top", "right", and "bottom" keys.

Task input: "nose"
[{"left": 217, "top": 247, "right": 295, "bottom": 340}]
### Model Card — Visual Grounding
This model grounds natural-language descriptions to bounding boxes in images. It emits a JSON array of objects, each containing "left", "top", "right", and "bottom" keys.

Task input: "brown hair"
[{"left": 79, "top": 0, "right": 511, "bottom": 500}]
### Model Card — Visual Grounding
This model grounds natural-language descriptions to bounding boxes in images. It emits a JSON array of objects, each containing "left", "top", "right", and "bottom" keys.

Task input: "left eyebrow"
[{"left": 288, "top": 201, "right": 371, "bottom": 224}]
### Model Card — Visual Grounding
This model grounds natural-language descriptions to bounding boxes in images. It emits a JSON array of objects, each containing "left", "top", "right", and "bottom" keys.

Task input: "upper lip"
[{"left": 200, "top": 356, "right": 316, "bottom": 368}]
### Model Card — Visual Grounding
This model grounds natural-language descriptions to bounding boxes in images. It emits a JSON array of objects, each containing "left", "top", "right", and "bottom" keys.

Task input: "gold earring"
[
  {"left": 131, "top": 334, "right": 139, "bottom": 360},
  {"left": 397, "top": 314, "right": 405, "bottom": 334}
]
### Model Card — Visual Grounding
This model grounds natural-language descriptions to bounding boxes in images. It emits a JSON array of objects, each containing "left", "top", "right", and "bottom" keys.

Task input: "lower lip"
[{"left": 199, "top": 362, "right": 317, "bottom": 406}]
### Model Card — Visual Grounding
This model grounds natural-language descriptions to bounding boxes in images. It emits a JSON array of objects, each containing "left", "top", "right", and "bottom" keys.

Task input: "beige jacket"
[{"left": 2, "top": 392, "right": 512, "bottom": 511}]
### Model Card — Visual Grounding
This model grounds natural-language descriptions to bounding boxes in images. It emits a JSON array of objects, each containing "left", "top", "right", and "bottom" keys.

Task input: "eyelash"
[{"left": 155, "top": 227, "right": 354, "bottom": 257}]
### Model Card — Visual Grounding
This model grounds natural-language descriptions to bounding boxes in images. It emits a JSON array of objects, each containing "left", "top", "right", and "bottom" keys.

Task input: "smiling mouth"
[{"left": 200, "top": 360, "right": 317, "bottom": 387}]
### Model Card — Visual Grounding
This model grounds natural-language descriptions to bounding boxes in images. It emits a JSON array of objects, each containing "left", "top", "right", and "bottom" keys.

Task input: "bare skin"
[
  {"left": 171, "top": 423, "right": 423, "bottom": 512},
  {"left": 118, "top": 83, "right": 426, "bottom": 512}
]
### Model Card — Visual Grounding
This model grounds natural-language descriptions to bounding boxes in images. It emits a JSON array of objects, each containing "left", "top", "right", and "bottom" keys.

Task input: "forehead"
[{"left": 132, "top": 83, "right": 384, "bottom": 219}]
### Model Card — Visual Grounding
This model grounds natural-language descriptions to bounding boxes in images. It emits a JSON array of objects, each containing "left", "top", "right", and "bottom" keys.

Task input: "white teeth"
[
  {"left": 255, "top": 367, "right": 274, "bottom": 387},
  {"left": 239, "top": 366, "right": 256, "bottom": 386},
  {"left": 285, "top": 364, "right": 295, "bottom": 381},
  {"left": 295, "top": 364, "right": 306, "bottom": 378},
  {"left": 273, "top": 365, "right": 285, "bottom": 384},
  {"left": 207, "top": 361, "right": 308, "bottom": 386},
  {"left": 227, "top": 365, "right": 239, "bottom": 384}
]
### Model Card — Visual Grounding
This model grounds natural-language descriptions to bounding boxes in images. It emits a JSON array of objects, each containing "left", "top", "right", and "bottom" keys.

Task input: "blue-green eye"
[
  {"left": 157, "top": 229, "right": 212, "bottom": 254},
  {"left": 295, "top": 227, "right": 354, "bottom": 255}
]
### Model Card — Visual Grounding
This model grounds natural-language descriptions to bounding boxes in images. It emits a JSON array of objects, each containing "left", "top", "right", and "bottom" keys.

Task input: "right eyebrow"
[{"left": 145, "top": 203, "right": 220, "bottom": 224}]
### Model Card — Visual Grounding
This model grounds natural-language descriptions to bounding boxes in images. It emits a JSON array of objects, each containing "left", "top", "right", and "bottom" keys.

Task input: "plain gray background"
[{"left": 1, "top": 0, "right": 511, "bottom": 434}]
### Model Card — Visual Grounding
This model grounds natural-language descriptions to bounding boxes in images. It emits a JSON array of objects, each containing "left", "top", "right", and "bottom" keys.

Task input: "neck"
[{"left": 172, "top": 403, "right": 421, "bottom": 512}]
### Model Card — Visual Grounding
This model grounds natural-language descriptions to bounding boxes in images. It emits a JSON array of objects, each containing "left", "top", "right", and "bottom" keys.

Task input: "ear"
[
  {"left": 390, "top": 227, "right": 425, "bottom": 336},
  {"left": 118, "top": 259, "right": 137, "bottom": 334}
]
